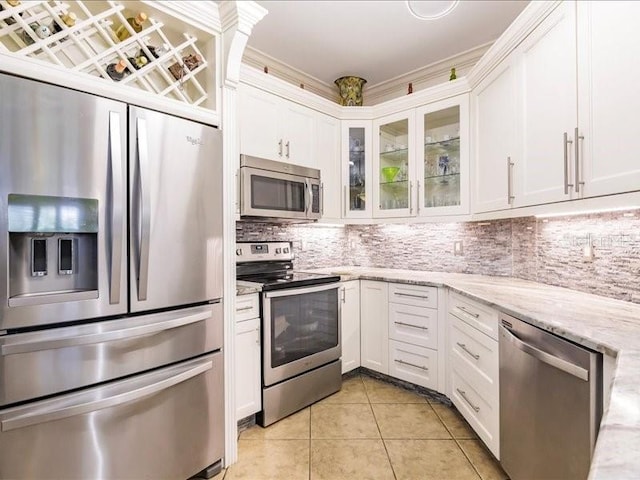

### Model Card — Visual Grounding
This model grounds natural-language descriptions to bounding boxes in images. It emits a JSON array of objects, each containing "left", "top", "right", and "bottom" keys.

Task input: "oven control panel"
[{"left": 236, "top": 241, "right": 293, "bottom": 262}]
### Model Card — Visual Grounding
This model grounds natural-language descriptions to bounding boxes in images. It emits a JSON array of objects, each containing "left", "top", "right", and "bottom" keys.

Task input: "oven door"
[
  {"left": 240, "top": 166, "right": 311, "bottom": 220},
  {"left": 263, "top": 283, "right": 341, "bottom": 386}
]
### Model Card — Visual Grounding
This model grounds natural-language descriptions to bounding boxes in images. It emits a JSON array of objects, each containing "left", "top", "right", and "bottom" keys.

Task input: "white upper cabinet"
[
  {"left": 342, "top": 120, "right": 373, "bottom": 219},
  {"left": 516, "top": 1, "right": 578, "bottom": 207},
  {"left": 238, "top": 83, "right": 317, "bottom": 167},
  {"left": 281, "top": 101, "right": 316, "bottom": 167},
  {"left": 373, "top": 110, "right": 416, "bottom": 218},
  {"left": 576, "top": 0, "right": 640, "bottom": 198},
  {"left": 315, "top": 112, "right": 341, "bottom": 219},
  {"left": 415, "top": 94, "right": 470, "bottom": 216},
  {"left": 473, "top": 58, "right": 520, "bottom": 213}
]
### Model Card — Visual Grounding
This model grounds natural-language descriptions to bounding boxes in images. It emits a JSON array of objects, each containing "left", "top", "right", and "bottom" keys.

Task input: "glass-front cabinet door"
[
  {"left": 342, "top": 120, "right": 372, "bottom": 218},
  {"left": 416, "top": 95, "right": 469, "bottom": 216},
  {"left": 373, "top": 110, "right": 416, "bottom": 218}
]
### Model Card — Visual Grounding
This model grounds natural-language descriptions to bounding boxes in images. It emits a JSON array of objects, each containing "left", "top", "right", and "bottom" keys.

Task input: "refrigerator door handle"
[
  {"left": 108, "top": 111, "right": 124, "bottom": 305},
  {"left": 0, "top": 360, "right": 213, "bottom": 432},
  {"left": 136, "top": 117, "right": 151, "bottom": 302},
  {"left": 0, "top": 308, "right": 212, "bottom": 356}
]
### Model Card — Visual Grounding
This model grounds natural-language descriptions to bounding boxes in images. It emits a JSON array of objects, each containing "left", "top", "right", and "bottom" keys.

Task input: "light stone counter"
[
  {"left": 235, "top": 280, "right": 261, "bottom": 296},
  {"left": 302, "top": 266, "right": 640, "bottom": 480}
]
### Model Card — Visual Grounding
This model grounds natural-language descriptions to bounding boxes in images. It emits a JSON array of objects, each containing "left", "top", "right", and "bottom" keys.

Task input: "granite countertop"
[
  {"left": 301, "top": 266, "right": 640, "bottom": 480},
  {"left": 235, "top": 280, "right": 262, "bottom": 296}
]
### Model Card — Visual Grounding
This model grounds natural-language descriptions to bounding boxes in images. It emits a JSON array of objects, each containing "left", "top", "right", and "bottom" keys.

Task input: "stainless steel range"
[{"left": 236, "top": 241, "right": 342, "bottom": 426}]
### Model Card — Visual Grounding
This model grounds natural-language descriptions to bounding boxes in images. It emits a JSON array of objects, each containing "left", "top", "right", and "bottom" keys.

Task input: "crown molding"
[
  {"left": 240, "top": 63, "right": 470, "bottom": 121},
  {"left": 467, "top": 0, "right": 561, "bottom": 88},
  {"left": 242, "top": 46, "right": 338, "bottom": 102},
  {"left": 243, "top": 40, "right": 488, "bottom": 108},
  {"left": 370, "top": 77, "right": 470, "bottom": 118},
  {"left": 141, "top": 1, "right": 221, "bottom": 34},
  {"left": 220, "top": 2, "right": 268, "bottom": 86},
  {"left": 219, "top": 1, "right": 268, "bottom": 36},
  {"left": 240, "top": 63, "right": 344, "bottom": 117},
  {"left": 364, "top": 42, "right": 491, "bottom": 105}
]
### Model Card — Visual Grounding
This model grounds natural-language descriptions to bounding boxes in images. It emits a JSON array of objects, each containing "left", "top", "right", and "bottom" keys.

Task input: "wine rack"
[{"left": 0, "top": 0, "right": 215, "bottom": 110}]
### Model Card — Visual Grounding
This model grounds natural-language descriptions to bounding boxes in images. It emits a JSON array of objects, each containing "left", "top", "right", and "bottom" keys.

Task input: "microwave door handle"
[
  {"left": 305, "top": 179, "right": 312, "bottom": 216},
  {"left": 108, "top": 111, "right": 124, "bottom": 305},
  {"left": 136, "top": 117, "right": 151, "bottom": 301}
]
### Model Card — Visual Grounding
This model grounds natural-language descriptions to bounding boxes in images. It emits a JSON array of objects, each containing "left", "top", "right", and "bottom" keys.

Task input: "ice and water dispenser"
[{"left": 8, "top": 194, "right": 99, "bottom": 307}]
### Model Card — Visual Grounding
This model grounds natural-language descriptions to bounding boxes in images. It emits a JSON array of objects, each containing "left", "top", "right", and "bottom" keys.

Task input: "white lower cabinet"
[
  {"left": 235, "top": 294, "right": 261, "bottom": 420},
  {"left": 360, "top": 280, "right": 389, "bottom": 374},
  {"left": 389, "top": 339, "right": 438, "bottom": 390},
  {"left": 448, "top": 291, "right": 500, "bottom": 458},
  {"left": 388, "top": 282, "right": 440, "bottom": 390},
  {"left": 341, "top": 280, "right": 361, "bottom": 374},
  {"left": 450, "top": 370, "right": 499, "bottom": 455}
]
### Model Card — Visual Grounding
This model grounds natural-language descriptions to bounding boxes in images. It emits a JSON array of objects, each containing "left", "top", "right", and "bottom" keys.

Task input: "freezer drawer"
[
  {"left": 0, "top": 303, "right": 222, "bottom": 406},
  {"left": 0, "top": 352, "right": 224, "bottom": 480}
]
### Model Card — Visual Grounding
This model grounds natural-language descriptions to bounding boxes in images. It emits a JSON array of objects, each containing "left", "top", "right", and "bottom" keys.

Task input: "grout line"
[
  {"left": 431, "top": 404, "right": 483, "bottom": 479},
  {"left": 454, "top": 437, "right": 484, "bottom": 480}
]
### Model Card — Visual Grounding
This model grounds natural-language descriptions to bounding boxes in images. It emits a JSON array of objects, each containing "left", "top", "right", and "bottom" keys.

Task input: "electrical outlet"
[
  {"left": 454, "top": 240, "right": 464, "bottom": 256},
  {"left": 300, "top": 240, "right": 306, "bottom": 251},
  {"left": 349, "top": 240, "right": 356, "bottom": 250}
]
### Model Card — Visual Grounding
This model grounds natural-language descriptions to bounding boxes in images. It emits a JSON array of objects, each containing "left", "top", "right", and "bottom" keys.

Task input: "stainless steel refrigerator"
[{"left": 0, "top": 72, "right": 224, "bottom": 479}]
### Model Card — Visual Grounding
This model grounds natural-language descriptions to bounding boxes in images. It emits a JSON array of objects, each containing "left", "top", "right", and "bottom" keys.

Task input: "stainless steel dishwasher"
[{"left": 499, "top": 313, "right": 602, "bottom": 480}]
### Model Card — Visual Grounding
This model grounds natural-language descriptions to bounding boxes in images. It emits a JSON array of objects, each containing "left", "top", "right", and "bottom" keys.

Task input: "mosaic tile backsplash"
[{"left": 236, "top": 209, "right": 640, "bottom": 304}]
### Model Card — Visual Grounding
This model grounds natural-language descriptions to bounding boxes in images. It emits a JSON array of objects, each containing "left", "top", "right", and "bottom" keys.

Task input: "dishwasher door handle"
[{"left": 500, "top": 325, "right": 589, "bottom": 381}]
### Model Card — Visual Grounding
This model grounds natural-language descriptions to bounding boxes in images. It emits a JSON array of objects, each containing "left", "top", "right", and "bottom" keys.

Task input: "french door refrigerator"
[{"left": 0, "top": 72, "right": 224, "bottom": 480}]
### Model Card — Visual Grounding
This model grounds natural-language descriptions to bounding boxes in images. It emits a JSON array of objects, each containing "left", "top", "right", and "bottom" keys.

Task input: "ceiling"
[{"left": 248, "top": 1, "right": 529, "bottom": 87}]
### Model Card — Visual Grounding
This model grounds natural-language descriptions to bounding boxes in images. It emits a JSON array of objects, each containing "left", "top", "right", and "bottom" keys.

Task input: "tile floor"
[{"left": 215, "top": 374, "right": 508, "bottom": 480}]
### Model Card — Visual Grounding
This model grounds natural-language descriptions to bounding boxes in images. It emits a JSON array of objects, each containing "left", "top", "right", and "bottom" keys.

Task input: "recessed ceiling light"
[{"left": 406, "top": 0, "right": 460, "bottom": 20}]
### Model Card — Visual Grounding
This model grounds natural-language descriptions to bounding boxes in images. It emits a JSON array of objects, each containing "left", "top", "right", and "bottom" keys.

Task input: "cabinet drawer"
[
  {"left": 389, "top": 340, "right": 438, "bottom": 390},
  {"left": 450, "top": 314, "right": 499, "bottom": 402},
  {"left": 389, "top": 283, "right": 437, "bottom": 309},
  {"left": 235, "top": 293, "right": 260, "bottom": 322},
  {"left": 389, "top": 303, "right": 437, "bottom": 349},
  {"left": 451, "top": 369, "right": 499, "bottom": 459},
  {"left": 448, "top": 291, "right": 498, "bottom": 340}
]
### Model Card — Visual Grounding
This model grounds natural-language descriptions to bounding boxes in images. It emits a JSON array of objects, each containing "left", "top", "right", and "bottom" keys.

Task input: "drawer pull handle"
[
  {"left": 456, "top": 388, "right": 480, "bottom": 412},
  {"left": 394, "top": 321, "right": 428, "bottom": 331},
  {"left": 456, "top": 342, "right": 480, "bottom": 360},
  {"left": 236, "top": 306, "right": 254, "bottom": 312},
  {"left": 457, "top": 306, "right": 480, "bottom": 318},
  {"left": 394, "top": 358, "right": 429, "bottom": 371},
  {"left": 395, "top": 292, "right": 430, "bottom": 300}
]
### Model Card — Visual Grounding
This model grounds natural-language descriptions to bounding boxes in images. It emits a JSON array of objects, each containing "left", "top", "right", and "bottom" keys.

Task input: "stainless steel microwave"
[{"left": 239, "top": 155, "right": 322, "bottom": 221}]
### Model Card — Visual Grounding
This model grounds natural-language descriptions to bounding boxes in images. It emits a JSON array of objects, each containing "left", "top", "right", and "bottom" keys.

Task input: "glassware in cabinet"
[
  {"left": 342, "top": 121, "right": 372, "bottom": 219},
  {"left": 416, "top": 95, "right": 469, "bottom": 215},
  {"left": 377, "top": 117, "right": 411, "bottom": 214}
]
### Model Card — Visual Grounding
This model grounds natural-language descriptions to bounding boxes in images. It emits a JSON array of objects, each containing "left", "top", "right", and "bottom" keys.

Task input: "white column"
[{"left": 219, "top": 0, "right": 267, "bottom": 466}]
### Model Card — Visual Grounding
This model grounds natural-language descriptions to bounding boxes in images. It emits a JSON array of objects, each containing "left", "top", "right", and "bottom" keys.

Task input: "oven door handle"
[{"left": 264, "top": 282, "right": 341, "bottom": 298}]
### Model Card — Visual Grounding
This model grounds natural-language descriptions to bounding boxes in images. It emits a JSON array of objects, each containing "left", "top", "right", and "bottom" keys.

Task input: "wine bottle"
[
  {"left": 21, "top": 22, "right": 51, "bottom": 45},
  {"left": 127, "top": 55, "right": 148, "bottom": 70},
  {"left": 2, "top": 0, "right": 21, "bottom": 26},
  {"left": 51, "top": 12, "right": 77, "bottom": 35},
  {"left": 115, "top": 12, "right": 147, "bottom": 41},
  {"left": 106, "top": 59, "right": 128, "bottom": 81},
  {"left": 138, "top": 43, "right": 168, "bottom": 64}
]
